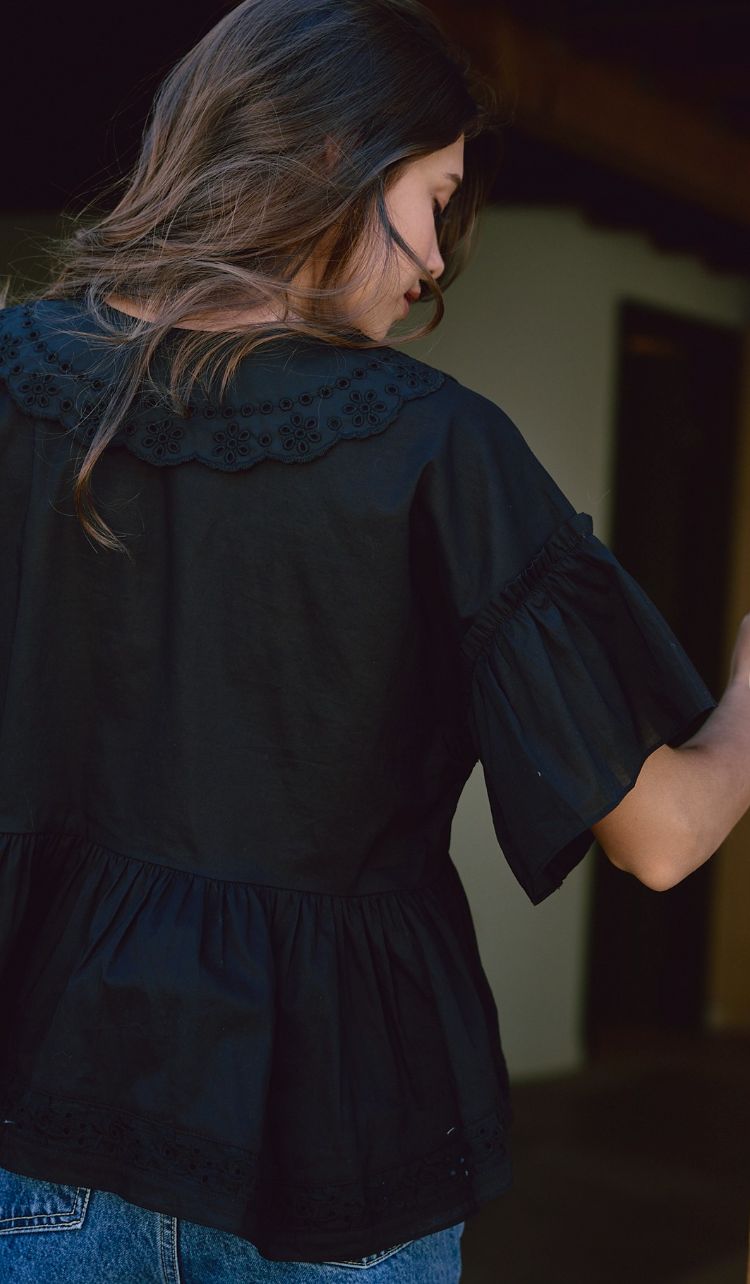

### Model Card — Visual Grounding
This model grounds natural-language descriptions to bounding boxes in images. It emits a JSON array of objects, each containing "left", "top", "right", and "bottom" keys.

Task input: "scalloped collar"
[{"left": 0, "top": 299, "right": 445, "bottom": 470}]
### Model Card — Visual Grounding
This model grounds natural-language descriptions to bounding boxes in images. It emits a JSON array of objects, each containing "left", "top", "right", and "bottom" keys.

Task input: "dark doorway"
[{"left": 586, "top": 301, "right": 744, "bottom": 1045}]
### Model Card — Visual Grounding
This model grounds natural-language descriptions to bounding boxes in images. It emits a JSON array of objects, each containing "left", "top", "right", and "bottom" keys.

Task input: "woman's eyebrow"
[{"left": 444, "top": 172, "right": 462, "bottom": 191}]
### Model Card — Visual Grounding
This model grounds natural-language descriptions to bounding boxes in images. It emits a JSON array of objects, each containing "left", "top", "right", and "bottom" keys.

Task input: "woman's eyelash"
[{"left": 433, "top": 199, "right": 449, "bottom": 227}]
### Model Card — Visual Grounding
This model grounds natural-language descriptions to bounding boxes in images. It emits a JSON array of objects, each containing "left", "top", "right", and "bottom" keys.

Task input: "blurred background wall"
[{"left": 401, "top": 206, "right": 750, "bottom": 1076}]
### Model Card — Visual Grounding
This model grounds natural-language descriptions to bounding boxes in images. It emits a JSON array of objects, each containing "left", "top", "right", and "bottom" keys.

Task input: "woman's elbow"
[
  {"left": 600, "top": 816, "right": 705, "bottom": 892},
  {"left": 590, "top": 742, "right": 714, "bottom": 890},
  {"left": 632, "top": 857, "right": 685, "bottom": 893}
]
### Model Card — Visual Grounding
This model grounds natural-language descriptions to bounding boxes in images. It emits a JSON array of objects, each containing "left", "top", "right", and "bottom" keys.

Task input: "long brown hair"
[{"left": 38, "top": 0, "right": 500, "bottom": 550}]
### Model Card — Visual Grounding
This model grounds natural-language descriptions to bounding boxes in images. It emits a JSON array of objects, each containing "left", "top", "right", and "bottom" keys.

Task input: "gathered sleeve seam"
[{"left": 460, "top": 511, "right": 594, "bottom": 686}]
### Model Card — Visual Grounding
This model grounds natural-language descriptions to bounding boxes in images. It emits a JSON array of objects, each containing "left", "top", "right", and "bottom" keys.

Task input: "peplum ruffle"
[{"left": 0, "top": 830, "right": 511, "bottom": 1262}]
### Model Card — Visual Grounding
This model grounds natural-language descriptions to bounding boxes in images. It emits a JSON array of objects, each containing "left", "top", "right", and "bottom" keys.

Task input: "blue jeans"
[{"left": 0, "top": 1164, "right": 464, "bottom": 1282}]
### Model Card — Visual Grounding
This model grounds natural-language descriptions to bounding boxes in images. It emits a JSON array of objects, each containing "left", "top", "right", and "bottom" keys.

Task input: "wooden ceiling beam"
[{"left": 427, "top": 2, "right": 750, "bottom": 230}]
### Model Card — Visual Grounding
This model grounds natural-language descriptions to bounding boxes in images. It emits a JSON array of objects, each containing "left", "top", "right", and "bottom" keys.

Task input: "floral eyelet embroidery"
[
  {"left": 212, "top": 422, "right": 252, "bottom": 464},
  {"left": 279, "top": 411, "right": 323, "bottom": 454},
  {"left": 0, "top": 335, "right": 21, "bottom": 364},
  {"left": 0, "top": 302, "right": 445, "bottom": 471},
  {"left": 17, "top": 373, "right": 62, "bottom": 409},
  {"left": 1, "top": 1086, "right": 508, "bottom": 1242},
  {"left": 342, "top": 389, "right": 387, "bottom": 428},
  {"left": 140, "top": 418, "right": 186, "bottom": 459}
]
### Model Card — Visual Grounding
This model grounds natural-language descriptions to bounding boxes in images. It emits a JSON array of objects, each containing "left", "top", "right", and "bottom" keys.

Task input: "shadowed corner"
[{"left": 459, "top": 1028, "right": 750, "bottom": 1284}]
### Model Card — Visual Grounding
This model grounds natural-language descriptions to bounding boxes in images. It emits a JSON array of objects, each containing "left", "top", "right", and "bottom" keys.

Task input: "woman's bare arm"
[{"left": 592, "top": 614, "right": 750, "bottom": 891}]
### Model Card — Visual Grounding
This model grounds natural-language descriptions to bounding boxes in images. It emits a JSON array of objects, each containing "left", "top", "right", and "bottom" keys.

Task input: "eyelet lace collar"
[{"left": 0, "top": 300, "right": 445, "bottom": 470}]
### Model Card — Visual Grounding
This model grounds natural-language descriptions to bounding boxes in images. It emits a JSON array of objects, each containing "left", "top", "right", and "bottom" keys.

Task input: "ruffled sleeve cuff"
[{"left": 461, "top": 512, "right": 717, "bottom": 905}]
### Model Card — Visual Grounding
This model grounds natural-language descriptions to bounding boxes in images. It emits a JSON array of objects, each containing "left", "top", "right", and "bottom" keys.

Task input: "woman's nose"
[{"left": 428, "top": 231, "right": 445, "bottom": 280}]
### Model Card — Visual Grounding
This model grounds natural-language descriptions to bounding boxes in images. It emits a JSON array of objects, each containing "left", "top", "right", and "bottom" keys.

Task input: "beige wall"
[
  {"left": 401, "top": 206, "right": 750, "bottom": 1079},
  {"left": 707, "top": 336, "right": 750, "bottom": 1030}
]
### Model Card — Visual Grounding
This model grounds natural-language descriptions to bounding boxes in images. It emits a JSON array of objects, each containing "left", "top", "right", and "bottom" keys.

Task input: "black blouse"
[{"left": 0, "top": 299, "right": 715, "bottom": 1263}]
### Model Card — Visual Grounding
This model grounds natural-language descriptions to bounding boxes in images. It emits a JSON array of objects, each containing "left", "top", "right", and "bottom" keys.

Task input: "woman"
[{"left": 0, "top": 1, "right": 748, "bottom": 1280}]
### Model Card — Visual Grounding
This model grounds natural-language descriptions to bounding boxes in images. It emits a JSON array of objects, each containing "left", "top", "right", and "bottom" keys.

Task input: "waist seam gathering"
[{"left": 0, "top": 827, "right": 454, "bottom": 900}]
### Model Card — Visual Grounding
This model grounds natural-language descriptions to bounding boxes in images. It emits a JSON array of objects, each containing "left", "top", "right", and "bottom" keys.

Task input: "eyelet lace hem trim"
[
  {"left": 0, "top": 303, "right": 445, "bottom": 471},
  {"left": 0, "top": 1086, "right": 508, "bottom": 1234}
]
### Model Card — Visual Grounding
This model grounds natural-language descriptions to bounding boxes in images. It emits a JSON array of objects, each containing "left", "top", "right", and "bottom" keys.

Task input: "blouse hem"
[{"left": 0, "top": 1095, "right": 511, "bottom": 1263}]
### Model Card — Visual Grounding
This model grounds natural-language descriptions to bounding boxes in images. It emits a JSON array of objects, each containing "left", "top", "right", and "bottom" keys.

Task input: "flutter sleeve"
[{"left": 421, "top": 381, "right": 717, "bottom": 905}]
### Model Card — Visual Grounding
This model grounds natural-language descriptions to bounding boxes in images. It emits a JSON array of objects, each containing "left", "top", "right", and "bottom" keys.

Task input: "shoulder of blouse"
[{"left": 0, "top": 299, "right": 450, "bottom": 472}]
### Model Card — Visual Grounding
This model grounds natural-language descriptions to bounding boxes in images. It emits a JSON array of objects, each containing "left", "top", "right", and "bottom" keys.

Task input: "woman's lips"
[{"left": 402, "top": 288, "right": 421, "bottom": 317}]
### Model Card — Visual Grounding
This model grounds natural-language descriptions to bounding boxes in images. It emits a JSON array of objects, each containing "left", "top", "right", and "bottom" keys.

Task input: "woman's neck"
[{"left": 104, "top": 294, "right": 290, "bottom": 332}]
